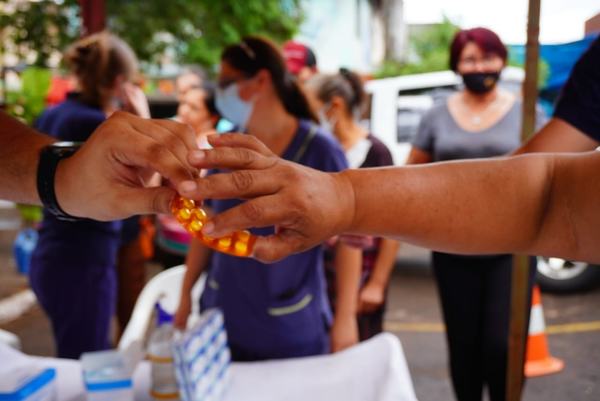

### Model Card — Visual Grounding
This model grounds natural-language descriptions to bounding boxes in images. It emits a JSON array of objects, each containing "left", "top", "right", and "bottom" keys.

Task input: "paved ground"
[{"left": 1, "top": 204, "right": 598, "bottom": 400}]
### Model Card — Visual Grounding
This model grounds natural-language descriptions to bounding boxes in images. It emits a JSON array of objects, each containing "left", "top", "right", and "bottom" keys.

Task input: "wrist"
[{"left": 333, "top": 170, "right": 357, "bottom": 234}]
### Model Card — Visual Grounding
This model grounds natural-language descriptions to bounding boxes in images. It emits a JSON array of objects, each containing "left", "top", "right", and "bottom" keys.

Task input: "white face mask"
[{"left": 215, "top": 83, "right": 255, "bottom": 131}]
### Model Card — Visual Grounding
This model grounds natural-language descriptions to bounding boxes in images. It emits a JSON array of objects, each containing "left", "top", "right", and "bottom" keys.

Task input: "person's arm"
[
  {"left": 0, "top": 111, "right": 55, "bottom": 204},
  {"left": 174, "top": 238, "right": 212, "bottom": 329},
  {"left": 0, "top": 111, "right": 198, "bottom": 220},
  {"left": 330, "top": 242, "right": 361, "bottom": 352},
  {"left": 515, "top": 118, "right": 599, "bottom": 155},
  {"left": 358, "top": 238, "right": 399, "bottom": 313},
  {"left": 178, "top": 133, "right": 600, "bottom": 264}
]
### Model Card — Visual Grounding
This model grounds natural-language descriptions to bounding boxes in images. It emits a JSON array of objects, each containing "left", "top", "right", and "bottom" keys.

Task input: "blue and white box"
[
  {"left": 80, "top": 349, "right": 134, "bottom": 401},
  {"left": 0, "top": 364, "right": 56, "bottom": 401},
  {"left": 173, "top": 309, "right": 230, "bottom": 401}
]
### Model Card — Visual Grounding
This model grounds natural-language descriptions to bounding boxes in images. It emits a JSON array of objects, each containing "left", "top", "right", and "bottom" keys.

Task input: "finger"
[
  {"left": 187, "top": 146, "right": 276, "bottom": 171},
  {"left": 129, "top": 120, "right": 196, "bottom": 173},
  {"left": 113, "top": 133, "right": 195, "bottom": 186},
  {"left": 201, "top": 195, "right": 301, "bottom": 237},
  {"left": 251, "top": 233, "right": 307, "bottom": 263},
  {"left": 118, "top": 185, "right": 178, "bottom": 216},
  {"left": 178, "top": 169, "right": 281, "bottom": 200},
  {"left": 208, "top": 133, "right": 274, "bottom": 156},
  {"left": 152, "top": 119, "right": 199, "bottom": 152}
]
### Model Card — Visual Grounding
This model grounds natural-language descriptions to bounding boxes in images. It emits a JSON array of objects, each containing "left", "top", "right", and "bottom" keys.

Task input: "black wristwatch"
[{"left": 37, "top": 141, "right": 82, "bottom": 221}]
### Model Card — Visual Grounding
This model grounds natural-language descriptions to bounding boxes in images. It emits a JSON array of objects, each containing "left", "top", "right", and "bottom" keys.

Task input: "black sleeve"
[
  {"left": 553, "top": 37, "right": 600, "bottom": 142},
  {"left": 363, "top": 136, "right": 394, "bottom": 168}
]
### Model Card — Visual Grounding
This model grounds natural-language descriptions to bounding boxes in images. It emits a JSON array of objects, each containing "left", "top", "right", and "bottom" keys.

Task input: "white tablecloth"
[{"left": 1, "top": 333, "right": 418, "bottom": 401}]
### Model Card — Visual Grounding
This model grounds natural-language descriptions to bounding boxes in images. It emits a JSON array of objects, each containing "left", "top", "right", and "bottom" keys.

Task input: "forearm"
[
  {"left": 0, "top": 112, "right": 54, "bottom": 204},
  {"left": 369, "top": 238, "right": 399, "bottom": 287},
  {"left": 181, "top": 238, "right": 211, "bottom": 294},
  {"left": 343, "top": 155, "right": 555, "bottom": 257},
  {"left": 333, "top": 243, "right": 362, "bottom": 318}
]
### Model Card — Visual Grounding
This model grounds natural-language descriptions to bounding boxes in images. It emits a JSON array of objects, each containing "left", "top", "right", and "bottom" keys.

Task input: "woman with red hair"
[{"left": 406, "top": 27, "right": 545, "bottom": 401}]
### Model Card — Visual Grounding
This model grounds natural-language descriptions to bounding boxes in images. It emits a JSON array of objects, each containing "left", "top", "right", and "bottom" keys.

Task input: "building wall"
[{"left": 585, "top": 13, "right": 600, "bottom": 35}]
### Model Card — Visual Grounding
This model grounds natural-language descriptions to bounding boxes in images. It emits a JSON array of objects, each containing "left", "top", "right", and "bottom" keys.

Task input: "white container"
[
  {"left": 80, "top": 350, "right": 133, "bottom": 401},
  {"left": 148, "top": 323, "right": 178, "bottom": 400},
  {"left": 0, "top": 364, "right": 56, "bottom": 401}
]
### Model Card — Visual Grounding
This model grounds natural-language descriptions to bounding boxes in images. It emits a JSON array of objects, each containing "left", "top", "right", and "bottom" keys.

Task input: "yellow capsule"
[
  {"left": 237, "top": 231, "right": 250, "bottom": 242},
  {"left": 192, "top": 208, "right": 207, "bottom": 222},
  {"left": 234, "top": 241, "right": 248, "bottom": 256},
  {"left": 177, "top": 208, "right": 192, "bottom": 221},
  {"left": 189, "top": 219, "right": 203, "bottom": 232},
  {"left": 217, "top": 236, "right": 232, "bottom": 250},
  {"left": 182, "top": 198, "right": 195, "bottom": 209}
]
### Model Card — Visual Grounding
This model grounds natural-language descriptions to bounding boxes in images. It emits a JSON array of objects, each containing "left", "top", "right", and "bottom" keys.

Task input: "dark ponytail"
[
  {"left": 221, "top": 36, "right": 318, "bottom": 123},
  {"left": 307, "top": 67, "right": 366, "bottom": 118}
]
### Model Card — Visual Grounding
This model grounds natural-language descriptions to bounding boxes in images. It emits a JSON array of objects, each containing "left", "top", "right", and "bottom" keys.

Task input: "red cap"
[{"left": 283, "top": 41, "right": 317, "bottom": 75}]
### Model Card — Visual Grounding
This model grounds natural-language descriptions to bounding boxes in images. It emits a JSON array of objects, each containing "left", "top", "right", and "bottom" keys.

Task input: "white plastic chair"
[{"left": 118, "top": 265, "right": 205, "bottom": 354}]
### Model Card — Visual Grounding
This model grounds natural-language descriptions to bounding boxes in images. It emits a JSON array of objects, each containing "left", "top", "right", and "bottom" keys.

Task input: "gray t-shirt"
[{"left": 413, "top": 100, "right": 546, "bottom": 162}]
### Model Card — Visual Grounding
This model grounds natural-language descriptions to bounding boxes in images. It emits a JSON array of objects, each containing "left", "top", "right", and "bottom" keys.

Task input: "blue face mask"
[{"left": 215, "top": 83, "right": 254, "bottom": 131}]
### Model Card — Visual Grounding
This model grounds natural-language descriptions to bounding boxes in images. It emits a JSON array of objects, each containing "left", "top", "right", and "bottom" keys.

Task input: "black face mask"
[{"left": 461, "top": 72, "right": 500, "bottom": 94}]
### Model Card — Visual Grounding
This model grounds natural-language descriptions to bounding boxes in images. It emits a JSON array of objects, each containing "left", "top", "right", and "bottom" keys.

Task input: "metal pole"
[{"left": 506, "top": 0, "right": 541, "bottom": 400}]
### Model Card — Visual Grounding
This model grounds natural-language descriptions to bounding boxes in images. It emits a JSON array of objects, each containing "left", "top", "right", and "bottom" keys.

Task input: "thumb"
[{"left": 120, "top": 186, "right": 177, "bottom": 216}]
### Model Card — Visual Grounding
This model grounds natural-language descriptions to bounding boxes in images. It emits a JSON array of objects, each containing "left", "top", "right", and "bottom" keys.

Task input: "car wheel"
[{"left": 536, "top": 256, "right": 600, "bottom": 293}]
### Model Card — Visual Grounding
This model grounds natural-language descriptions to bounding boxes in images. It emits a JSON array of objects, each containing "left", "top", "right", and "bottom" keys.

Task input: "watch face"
[{"left": 49, "top": 142, "right": 81, "bottom": 157}]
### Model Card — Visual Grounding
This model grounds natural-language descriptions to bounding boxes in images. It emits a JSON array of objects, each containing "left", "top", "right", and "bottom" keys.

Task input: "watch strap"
[{"left": 37, "top": 143, "right": 80, "bottom": 221}]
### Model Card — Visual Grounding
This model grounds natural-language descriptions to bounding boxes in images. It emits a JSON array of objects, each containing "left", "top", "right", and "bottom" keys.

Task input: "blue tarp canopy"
[{"left": 508, "top": 33, "right": 599, "bottom": 92}]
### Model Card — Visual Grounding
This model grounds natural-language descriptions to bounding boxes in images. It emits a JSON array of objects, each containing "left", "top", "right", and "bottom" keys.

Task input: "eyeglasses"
[
  {"left": 217, "top": 77, "right": 249, "bottom": 90},
  {"left": 458, "top": 54, "right": 500, "bottom": 69}
]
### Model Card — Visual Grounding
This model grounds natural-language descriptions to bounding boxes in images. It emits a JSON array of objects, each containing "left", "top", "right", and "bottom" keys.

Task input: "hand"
[
  {"left": 358, "top": 280, "right": 386, "bottom": 313},
  {"left": 56, "top": 111, "right": 198, "bottom": 221},
  {"left": 121, "top": 82, "right": 151, "bottom": 118},
  {"left": 330, "top": 315, "right": 359, "bottom": 353},
  {"left": 177, "top": 133, "right": 357, "bottom": 263},
  {"left": 174, "top": 295, "right": 192, "bottom": 330}
]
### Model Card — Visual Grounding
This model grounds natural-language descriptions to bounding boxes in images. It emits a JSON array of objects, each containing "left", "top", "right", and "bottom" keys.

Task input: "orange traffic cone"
[{"left": 524, "top": 285, "right": 564, "bottom": 377}]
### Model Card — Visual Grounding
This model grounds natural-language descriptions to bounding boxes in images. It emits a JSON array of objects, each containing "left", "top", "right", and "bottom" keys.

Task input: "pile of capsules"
[{"left": 171, "top": 195, "right": 256, "bottom": 257}]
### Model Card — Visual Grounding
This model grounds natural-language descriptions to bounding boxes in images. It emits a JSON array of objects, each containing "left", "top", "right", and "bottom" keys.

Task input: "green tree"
[
  {"left": 375, "top": 17, "right": 460, "bottom": 78},
  {"left": 1, "top": 0, "right": 302, "bottom": 69}
]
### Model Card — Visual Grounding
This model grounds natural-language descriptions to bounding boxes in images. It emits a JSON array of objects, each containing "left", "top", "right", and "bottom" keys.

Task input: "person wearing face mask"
[
  {"left": 29, "top": 31, "right": 150, "bottom": 358},
  {"left": 174, "top": 36, "right": 361, "bottom": 360},
  {"left": 305, "top": 69, "right": 399, "bottom": 341},
  {"left": 406, "top": 27, "right": 546, "bottom": 401}
]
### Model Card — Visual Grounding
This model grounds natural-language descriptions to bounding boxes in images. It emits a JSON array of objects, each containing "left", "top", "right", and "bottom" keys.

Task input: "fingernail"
[
  {"left": 202, "top": 221, "right": 214, "bottom": 235},
  {"left": 179, "top": 180, "right": 197, "bottom": 193},
  {"left": 189, "top": 150, "right": 205, "bottom": 164}
]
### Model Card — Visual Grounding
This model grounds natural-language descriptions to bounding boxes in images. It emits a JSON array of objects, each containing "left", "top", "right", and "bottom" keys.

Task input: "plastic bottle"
[
  {"left": 148, "top": 304, "right": 179, "bottom": 400},
  {"left": 13, "top": 228, "right": 38, "bottom": 275}
]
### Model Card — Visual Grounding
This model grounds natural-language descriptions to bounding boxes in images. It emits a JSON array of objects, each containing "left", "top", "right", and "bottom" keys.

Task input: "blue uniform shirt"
[
  {"left": 554, "top": 36, "right": 600, "bottom": 142},
  {"left": 200, "top": 119, "right": 348, "bottom": 361}
]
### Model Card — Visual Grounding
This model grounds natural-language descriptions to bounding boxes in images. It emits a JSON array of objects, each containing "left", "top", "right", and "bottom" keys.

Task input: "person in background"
[
  {"left": 154, "top": 84, "right": 222, "bottom": 269},
  {"left": 283, "top": 40, "right": 318, "bottom": 84},
  {"left": 29, "top": 31, "right": 150, "bottom": 358},
  {"left": 175, "top": 66, "right": 205, "bottom": 102},
  {"left": 406, "top": 27, "right": 546, "bottom": 401},
  {"left": 305, "top": 69, "right": 399, "bottom": 341},
  {"left": 174, "top": 36, "right": 361, "bottom": 360}
]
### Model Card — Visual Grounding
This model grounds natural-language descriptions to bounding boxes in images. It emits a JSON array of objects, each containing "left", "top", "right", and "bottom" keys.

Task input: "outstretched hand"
[
  {"left": 177, "top": 133, "right": 356, "bottom": 263},
  {"left": 56, "top": 112, "right": 199, "bottom": 221}
]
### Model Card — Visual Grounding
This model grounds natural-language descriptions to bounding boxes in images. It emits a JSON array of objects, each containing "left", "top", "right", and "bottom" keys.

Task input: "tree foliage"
[
  {"left": 0, "top": 0, "right": 303, "bottom": 69},
  {"left": 375, "top": 17, "right": 460, "bottom": 78}
]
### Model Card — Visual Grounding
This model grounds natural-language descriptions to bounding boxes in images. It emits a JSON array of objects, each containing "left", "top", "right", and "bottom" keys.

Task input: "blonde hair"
[{"left": 64, "top": 31, "right": 138, "bottom": 107}]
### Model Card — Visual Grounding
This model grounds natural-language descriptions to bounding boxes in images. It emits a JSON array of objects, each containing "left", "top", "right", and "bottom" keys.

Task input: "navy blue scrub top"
[{"left": 200, "top": 119, "right": 348, "bottom": 359}]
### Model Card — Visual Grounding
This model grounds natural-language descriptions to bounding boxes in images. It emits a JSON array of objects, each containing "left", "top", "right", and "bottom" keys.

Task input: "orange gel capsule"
[{"left": 171, "top": 196, "right": 256, "bottom": 257}]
